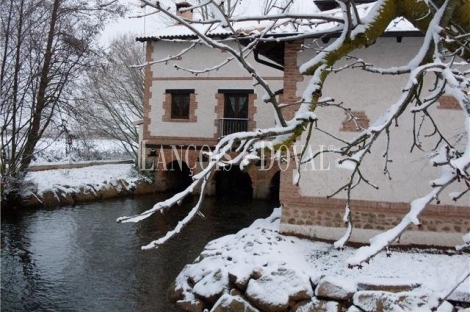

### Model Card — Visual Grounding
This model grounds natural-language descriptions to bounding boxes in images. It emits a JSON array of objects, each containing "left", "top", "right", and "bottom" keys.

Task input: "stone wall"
[
  {"left": 20, "top": 178, "right": 158, "bottom": 207},
  {"left": 279, "top": 168, "right": 470, "bottom": 247},
  {"left": 167, "top": 220, "right": 470, "bottom": 312},
  {"left": 170, "top": 271, "right": 463, "bottom": 312}
]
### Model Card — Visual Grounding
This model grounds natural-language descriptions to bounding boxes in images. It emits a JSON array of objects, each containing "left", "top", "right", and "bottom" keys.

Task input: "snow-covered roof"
[
  {"left": 137, "top": 23, "right": 233, "bottom": 40},
  {"left": 137, "top": 3, "right": 420, "bottom": 41}
]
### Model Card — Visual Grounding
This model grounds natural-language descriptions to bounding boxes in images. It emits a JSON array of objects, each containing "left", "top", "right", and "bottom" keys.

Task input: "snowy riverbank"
[
  {"left": 169, "top": 208, "right": 470, "bottom": 312},
  {"left": 20, "top": 163, "right": 157, "bottom": 207},
  {"left": 7, "top": 137, "right": 156, "bottom": 207}
]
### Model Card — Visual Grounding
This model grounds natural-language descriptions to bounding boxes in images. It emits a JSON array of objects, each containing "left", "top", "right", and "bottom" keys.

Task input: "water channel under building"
[{"left": 1, "top": 193, "right": 277, "bottom": 312}]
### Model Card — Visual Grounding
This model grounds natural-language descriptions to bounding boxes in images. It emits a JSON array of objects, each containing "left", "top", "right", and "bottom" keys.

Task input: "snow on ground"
[
  {"left": 19, "top": 137, "right": 141, "bottom": 197},
  {"left": 175, "top": 208, "right": 470, "bottom": 310},
  {"left": 24, "top": 163, "right": 141, "bottom": 195},
  {"left": 32, "top": 137, "right": 132, "bottom": 165}
]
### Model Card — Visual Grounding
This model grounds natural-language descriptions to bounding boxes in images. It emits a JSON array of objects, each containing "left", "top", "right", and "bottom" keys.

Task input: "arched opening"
[
  {"left": 268, "top": 171, "right": 281, "bottom": 204},
  {"left": 215, "top": 167, "right": 253, "bottom": 201},
  {"left": 165, "top": 160, "right": 193, "bottom": 193}
]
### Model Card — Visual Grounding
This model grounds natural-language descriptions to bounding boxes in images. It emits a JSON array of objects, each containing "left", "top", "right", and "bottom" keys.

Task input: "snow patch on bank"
[
  {"left": 173, "top": 208, "right": 469, "bottom": 310},
  {"left": 23, "top": 163, "right": 142, "bottom": 196}
]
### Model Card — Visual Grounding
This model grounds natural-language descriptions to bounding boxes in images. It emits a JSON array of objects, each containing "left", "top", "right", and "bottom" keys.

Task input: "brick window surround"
[
  {"left": 438, "top": 95, "right": 462, "bottom": 110},
  {"left": 341, "top": 110, "right": 370, "bottom": 132},
  {"left": 214, "top": 89, "right": 257, "bottom": 138},
  {"left": 162, "top": 89, "right": 198, "bottom": 122}
]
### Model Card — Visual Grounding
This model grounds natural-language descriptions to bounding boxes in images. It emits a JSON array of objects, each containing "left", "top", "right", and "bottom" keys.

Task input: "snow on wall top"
[{"left": 137, "top": 3, "right": 419, "bottom": 41}]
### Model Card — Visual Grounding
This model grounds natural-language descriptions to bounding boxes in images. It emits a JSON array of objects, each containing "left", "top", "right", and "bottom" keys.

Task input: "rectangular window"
[
  {"left": 217, "top": 89, "right": 253, "bottom": 136},
  {"left": 171, "top": 93, "right": 190, "bottom": 119},
  {"left": 166, "top": 89, "right": 194, "bottom": 120},
  {"left": 224, "top": 93, "right": 248, "bottom": 119}
]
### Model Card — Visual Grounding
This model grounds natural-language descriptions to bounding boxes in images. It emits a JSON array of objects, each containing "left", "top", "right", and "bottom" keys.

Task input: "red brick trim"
[
  {"left": 152, "top": 76, "right": 283, "bottom": 81},
  {"left": 143, "top": 42, "right": 154, "bottom": 140},
  {"left": 162, "top": 92, "right": 198, "bottom": 122},
  {"left": 438, "top": 95, "right": 462, "bottom": 110},
  {"left": 214, "top": 93, "right": 224, "bottom": 139},
  {"left": 341, "top": 110, "right": 370, "bottom": 132},
  {"left": 280, "top": 40, "right": 304, "bottom": 120},
  {"left": 143, "top": 137, "right": 218, "bottom": 147},
  {"left": 248, "top": 93, "right": 258, "bottom": 132}
]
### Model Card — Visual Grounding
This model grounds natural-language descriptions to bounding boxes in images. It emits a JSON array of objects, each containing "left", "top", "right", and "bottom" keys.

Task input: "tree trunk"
[{"left": 19, "top": 0, "right": 60, "bottom": 174}]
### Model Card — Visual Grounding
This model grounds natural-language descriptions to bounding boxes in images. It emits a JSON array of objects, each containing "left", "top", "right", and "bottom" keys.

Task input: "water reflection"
[{"left": 1, "top": 194, "right": 276, "bottom": 312}]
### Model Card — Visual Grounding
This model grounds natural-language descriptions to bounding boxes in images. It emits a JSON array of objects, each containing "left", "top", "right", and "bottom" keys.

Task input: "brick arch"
[
  {"left": 214, "top": 167, "right": 253, "bottom": 200},
  {"left": 153, "top": 147, "right": 204, "bottom": 192},
  {"left": 165, "top": 160, "right": 192, "bottom": 192},
  {"left": 245, "top": 163, "right": 281, "bottom": 199},
  {"left": 151, "top": 145, "right": 281, "bottom": 199},
  {"left": 268, "top": 170, "right": 281, "bottom": 202}
]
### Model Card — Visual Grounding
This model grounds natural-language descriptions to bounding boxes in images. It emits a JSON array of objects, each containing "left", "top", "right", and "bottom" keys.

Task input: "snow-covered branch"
[
  {"left": 117, "top": 113, "right": 316, "bottom": 249},
  {"left": 113, "top": 0, "right": 469, "bottom": 266},
  {"left": 348, "top": 116, "right": 470, "bottom": 266},
  {"left": 132, "top": 42, "right": 198, "bottom": 68}
]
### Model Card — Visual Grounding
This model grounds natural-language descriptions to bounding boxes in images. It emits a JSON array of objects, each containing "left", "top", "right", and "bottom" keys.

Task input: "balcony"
[{"left": 218, "top": 118, "right": 249, "bottom": 137}]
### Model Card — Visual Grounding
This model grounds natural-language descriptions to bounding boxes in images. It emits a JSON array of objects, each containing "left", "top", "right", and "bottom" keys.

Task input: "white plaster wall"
[
  {"left": 293, "top": 36, "right": 469, "bottom": 206},
  {"left": 147, "top": 41, "right": 283, "bottom": 138},
  {"left": 151, "top": 41, "right": 283, "bottom": 78},
  {"left": 279, "top": 224, "right": 465, "bottom": 247}
]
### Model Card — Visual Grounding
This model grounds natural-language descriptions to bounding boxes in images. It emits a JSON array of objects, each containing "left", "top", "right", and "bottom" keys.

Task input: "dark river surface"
[{"left": 1, "top": 194, "right": 277, "bottom": 312}]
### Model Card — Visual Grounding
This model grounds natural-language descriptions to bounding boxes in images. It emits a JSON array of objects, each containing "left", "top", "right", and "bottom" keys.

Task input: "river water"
[{"left": 1, "top": 194, "right": 276, "bottom": 312}]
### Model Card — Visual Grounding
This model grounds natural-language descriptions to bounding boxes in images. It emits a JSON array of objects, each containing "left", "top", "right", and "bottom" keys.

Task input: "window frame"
[
  {"left": 163, "top": 89, "right": 197, "bottom": 122},
  {"left": 171, "top": 92, "right": 190, "bottom": 119},
  {"left": 215, "top": 89, "right": 257, "bottom": 137},
  {"left": 223, "top": 93, "right": 249, "bottom": 119}
]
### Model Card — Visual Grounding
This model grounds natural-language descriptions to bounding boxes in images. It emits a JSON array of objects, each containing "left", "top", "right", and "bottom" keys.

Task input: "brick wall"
[{"left": 280, "top": 40, "right": 304, "bottom": 120}]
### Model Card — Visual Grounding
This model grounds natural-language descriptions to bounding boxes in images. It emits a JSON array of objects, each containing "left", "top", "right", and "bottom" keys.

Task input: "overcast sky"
[
  {"left": 100, "top": 5, "right": 157, "bottom": 47},
  {"left": 99, "top": 0, "right": 319, "bottom": 47}
]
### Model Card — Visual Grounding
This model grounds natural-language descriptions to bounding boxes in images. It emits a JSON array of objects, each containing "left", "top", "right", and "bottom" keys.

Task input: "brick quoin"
[
  {"left": 143, "top": 42, "right": 154, "bottom": 141},
  {"left": 280, "top": 40, "right": 304, "bottom": 120}
]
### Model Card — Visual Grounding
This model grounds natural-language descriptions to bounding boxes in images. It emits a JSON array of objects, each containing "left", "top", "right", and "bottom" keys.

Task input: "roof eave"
[{"left": 136, "top": 29, "right": 424, "bottom": 42}]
